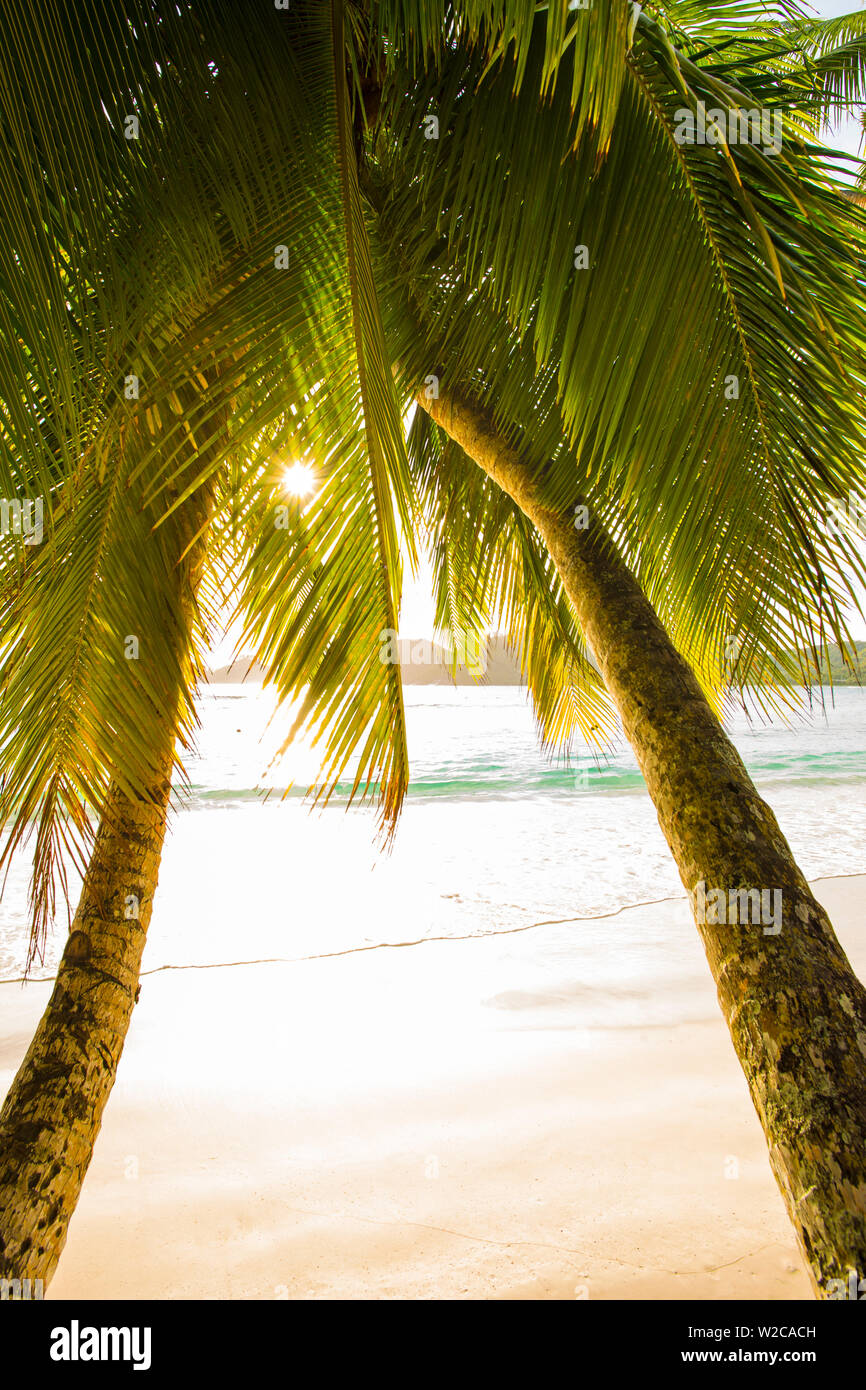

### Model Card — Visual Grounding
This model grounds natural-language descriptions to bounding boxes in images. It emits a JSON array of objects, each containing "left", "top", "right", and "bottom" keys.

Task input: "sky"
[
  {"left": 810, "top": 0, "right": 866, "bottom": 635},
  {"left": 814, "top": 0, "right": 866, "bottom": 159}
]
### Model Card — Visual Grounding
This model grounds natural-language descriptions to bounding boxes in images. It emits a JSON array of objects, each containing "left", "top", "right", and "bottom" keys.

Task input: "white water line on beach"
[
  {"left": 2, "top": 892, "right": 689, "bottom": 985},
  {"left": 138, "top": 892, "right": 689, "bottom": 976},
  {"left": 2, "top": 872, "right": 861, "bottom": 987}
]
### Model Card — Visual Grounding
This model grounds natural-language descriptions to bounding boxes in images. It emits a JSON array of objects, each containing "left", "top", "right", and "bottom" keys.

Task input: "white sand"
[{"left": 2, "top": 875, "right": 863, "bottom": 1301}]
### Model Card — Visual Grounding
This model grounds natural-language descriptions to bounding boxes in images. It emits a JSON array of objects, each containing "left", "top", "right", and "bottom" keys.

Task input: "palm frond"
[{"left": 0, "top": 0, "right": 419, "bottom": 954}]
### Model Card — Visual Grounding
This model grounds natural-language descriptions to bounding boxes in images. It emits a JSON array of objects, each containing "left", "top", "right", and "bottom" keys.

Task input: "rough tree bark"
[
  {"left": 0, "top": 770, "right": 174, "bottom": 1290},
  {"left": 420, "top": 385, "right": 866, "bottom": 1299},
  {"left": 0, "top": 401, "right": 216, "bottom": 1292}
]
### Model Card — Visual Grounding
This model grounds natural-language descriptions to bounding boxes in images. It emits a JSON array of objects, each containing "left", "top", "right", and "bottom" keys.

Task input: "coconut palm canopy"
[{"left": 1, "top": 0, "right": 866, "bottom": 956}]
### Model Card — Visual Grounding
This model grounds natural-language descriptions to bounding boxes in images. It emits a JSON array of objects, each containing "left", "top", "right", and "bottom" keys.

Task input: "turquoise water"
[
  {"left": 2, "top": 684, "right": 865, "bottom": 982},
  {"left": 185, "top": 684, "right": 866, "bottom": 802}
]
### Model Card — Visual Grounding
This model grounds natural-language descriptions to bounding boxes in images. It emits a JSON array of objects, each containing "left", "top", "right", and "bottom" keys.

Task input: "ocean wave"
[{"left": 185, "top": 755, "right": 866, "bottom": 805}]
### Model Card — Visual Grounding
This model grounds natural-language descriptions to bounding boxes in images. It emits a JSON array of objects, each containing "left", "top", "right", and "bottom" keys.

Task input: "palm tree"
[
  {"left": 373, "top": 4, "right": 866, "bottom": 1292},
  {"left": 0, "top": 0, "right": 415, "bottom": 1282},
  {"left": 2, "top": 0, "right": 866, "bottom": 1296}
]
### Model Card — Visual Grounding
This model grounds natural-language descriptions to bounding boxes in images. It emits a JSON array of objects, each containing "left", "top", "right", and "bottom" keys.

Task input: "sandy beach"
[{"left": 3, "top": 874, "right": 862, "bottom": 1301}]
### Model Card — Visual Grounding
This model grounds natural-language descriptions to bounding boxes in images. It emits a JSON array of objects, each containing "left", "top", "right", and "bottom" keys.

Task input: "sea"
[{"left": 1, "top": 684, "right": 865, "bottom": 1019}]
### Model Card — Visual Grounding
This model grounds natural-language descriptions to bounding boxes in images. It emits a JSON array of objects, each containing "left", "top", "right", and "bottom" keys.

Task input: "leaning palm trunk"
[
  {"left": 0, "top": 764, "right": 174, "bottom": 1288},
  {"left": 421, "top": 387, "right": 866, "bottom": 1298},
  {"left": 0, "top": 407, "right": 216, "bottom": 1290}
]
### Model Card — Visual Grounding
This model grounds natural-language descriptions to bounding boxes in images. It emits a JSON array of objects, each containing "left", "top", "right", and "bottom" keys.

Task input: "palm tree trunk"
[
  {"left": 0, "top": 764, "right": 173, "bottom": 1288},
  {"left": 0, "top": 395, "right": 217, "bottom": 1290},
  {"left": 420, "top": 386, "right": 866, "bottom": 1299}
]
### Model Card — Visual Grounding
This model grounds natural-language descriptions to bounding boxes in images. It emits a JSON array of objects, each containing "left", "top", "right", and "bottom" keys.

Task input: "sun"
[{"left": 282, "top": 461, "right": 317, "bottom": 498}]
